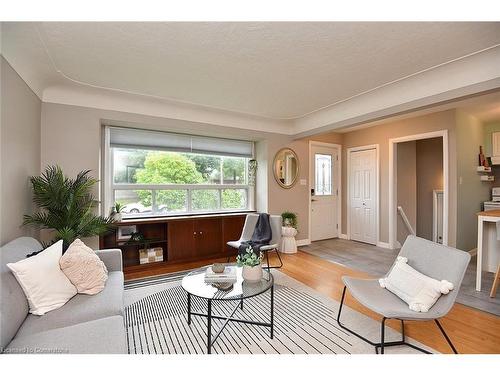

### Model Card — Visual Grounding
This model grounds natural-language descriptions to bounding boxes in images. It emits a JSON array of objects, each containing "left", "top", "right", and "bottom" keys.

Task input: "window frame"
[{"left": 102, "top": 126, "right": 255, "bottom": 218}]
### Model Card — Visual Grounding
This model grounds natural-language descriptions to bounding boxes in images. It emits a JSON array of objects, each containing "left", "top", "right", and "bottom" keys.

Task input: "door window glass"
[{"left": 315, "top": 154, "right": 332, "bottom": 195}]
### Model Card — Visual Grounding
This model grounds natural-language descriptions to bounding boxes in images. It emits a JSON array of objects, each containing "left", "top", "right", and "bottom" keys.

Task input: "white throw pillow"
[
  {"left": 60, "top": 239, "right": 108, "bottom": 295},
  {"left": 379, "top": 256, "right": 454, "bottom": 312},
  {"left": 7, "top": 240, "right": 77, "bottom": 315}
]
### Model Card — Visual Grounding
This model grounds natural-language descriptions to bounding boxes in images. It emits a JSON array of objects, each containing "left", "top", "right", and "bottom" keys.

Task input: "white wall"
[{"left": 1, "top": 57, "right": 41, "bottom": 245}]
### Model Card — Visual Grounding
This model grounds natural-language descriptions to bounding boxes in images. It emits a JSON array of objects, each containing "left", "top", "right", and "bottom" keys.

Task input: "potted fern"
[
  {"left": 236, "top": 247, "right": 263, "bottom": 282},
  {"left": 23, "top": 165, "right": 115, "bottom": 250}
]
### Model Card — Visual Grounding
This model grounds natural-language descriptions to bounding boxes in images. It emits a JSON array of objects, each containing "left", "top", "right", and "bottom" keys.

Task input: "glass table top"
[{"left": 181, "top": 264, "right": 273, "bottom": 300}]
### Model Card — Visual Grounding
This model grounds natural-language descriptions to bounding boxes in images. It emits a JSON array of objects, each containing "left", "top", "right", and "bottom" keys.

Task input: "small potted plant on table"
[
  {"left": 236, "top": 247, "right": 263, "bottom": 282},
  {"left": 110, "top": 202, "right": 124, "bottom": 222}
]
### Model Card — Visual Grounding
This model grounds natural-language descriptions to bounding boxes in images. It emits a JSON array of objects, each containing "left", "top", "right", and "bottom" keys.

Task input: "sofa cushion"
[
  {"left": 5, "top": 316, "right": 127, "bottom": 354},
  {"left": 16, "top": 271, "right": 124, "bottom": 337},
  {"left": 7, "top": 240, "right": 77, "bottom": 316},
  {"left": 0, "top": 237, "right": 42, "bottom": 352},
  {"left": 60, "top": 239, "right": 108, "bottom": 295}
]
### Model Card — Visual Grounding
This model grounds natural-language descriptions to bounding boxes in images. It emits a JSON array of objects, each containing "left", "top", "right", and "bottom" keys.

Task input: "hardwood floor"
[{"left": 125, "top": 250, "right": 500, "bottom": 354}]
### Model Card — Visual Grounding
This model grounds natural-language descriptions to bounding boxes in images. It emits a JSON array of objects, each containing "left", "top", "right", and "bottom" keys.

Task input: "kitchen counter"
[
  {"left": 476, "top": 210, "right": 500, "bottom": 291},
  {"left": 477, "top": 209, "right": 500, "bottom": 217}
]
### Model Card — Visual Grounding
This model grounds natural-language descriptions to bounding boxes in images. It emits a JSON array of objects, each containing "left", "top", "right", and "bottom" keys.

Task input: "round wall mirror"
[{"left": 273, "top": 148, "right": 300, "bottom": 189}]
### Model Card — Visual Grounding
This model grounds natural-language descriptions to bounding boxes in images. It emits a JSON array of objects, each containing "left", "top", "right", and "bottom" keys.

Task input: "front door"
[
  {"left": 349, "top": 148, "right": 377, "bottom": 245},
  {"left": 311, "top": 144, "right": 339, "bottom": 241}
]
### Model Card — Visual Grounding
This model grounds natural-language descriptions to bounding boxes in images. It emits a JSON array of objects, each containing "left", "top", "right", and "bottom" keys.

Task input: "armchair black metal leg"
[
  {"left": 262, "top": 249, "right": 283, "bottom": 271},
  {"left": 380, "top": 317, "right": 387, "bottom": 354},
  {"left": 265, "top": 250, "right": 271, "bottom": 273},
  {"left": 435, "top": 319, "right": 458, "bottom": 354},
  {"left": 274, "top": 249, "right": 283, "bottom": 269},
  {"left": 401, "top": 320, "right": 405, "bottom": 343},
  {"left": 337, "top": 286, "right": 432, "bottom": 354}
]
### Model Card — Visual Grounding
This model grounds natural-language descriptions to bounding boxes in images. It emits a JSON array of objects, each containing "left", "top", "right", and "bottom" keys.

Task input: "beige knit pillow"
[{"left": 60, "top": 239, "right": 108, "bottom": 295}]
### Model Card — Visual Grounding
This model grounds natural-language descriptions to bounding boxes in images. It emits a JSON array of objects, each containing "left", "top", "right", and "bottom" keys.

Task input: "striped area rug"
[{"left": 124, "top": 271, "right": 433, "bottom": 354}]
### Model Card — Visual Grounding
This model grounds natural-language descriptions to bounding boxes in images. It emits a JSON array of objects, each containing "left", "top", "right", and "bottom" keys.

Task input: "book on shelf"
[{"left": 204, "top": 265, "right": 237, "bottom": 283}]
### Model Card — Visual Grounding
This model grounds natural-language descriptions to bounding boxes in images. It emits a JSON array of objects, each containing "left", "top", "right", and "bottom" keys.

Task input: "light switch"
[{"left": 300, "top": 179, "right": 307, "bottom": 185}]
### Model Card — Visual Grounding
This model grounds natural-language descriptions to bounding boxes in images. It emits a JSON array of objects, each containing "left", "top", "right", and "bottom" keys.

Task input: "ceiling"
[{"left": 3, "top": 22, "right": 500, "bottom": 121}]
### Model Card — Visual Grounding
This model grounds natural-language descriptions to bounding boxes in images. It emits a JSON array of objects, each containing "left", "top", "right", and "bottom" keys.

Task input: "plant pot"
[
  {"left": 242, "top": 264, "right": 263, "bottom": 282},
  {"left": 113, "top": 213, "right": 123, "bottom": 222},
  {"left": 280, "top": 226, "right": 298, "bottom": 254}
]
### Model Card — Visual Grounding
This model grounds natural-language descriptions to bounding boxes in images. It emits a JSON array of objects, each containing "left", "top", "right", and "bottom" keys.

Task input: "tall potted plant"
[{"left": 23, "top": 165, "right": 115, "bottom": 250}]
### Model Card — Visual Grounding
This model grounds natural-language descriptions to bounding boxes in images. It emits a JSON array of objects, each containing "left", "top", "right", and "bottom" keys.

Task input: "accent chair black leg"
[
  {"left": 337, "top": 286, "right": 430, "bottom": 354},
  {"left": 435, "top": 319, "right": 458, "bottom": 354},
  {"left": 337, "top": 286, "right": 347, "bottom": 323},
  {"left": 240, "top": 298, "right": 243, "bottom": 310},
  {"left": 380, "top": 317, "right": 387, "bottom": 354},
  {"left": 274, "top": 249, "right": 283, "bottom": 268},
  {"left": 265, "top": 250, "right": 271, "bottom": 273},
  {"left": 401, "top": 320, "right": 405, "bottom": 343}
]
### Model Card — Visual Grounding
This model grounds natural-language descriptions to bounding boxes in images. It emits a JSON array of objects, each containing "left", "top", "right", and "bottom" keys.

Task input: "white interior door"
[
  {"left": 311, "top": 145, "right": 339, "bottom": 241},
  {"left": 349, "top": 148, "right": 377, "bottom": 245}
]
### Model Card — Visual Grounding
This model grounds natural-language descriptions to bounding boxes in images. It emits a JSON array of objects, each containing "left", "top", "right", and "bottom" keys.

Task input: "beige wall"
[
  {"left": 36, "top": 95, "right": 490, "bottom": 249},
  {"left": 396, "top": 141, "right": 417, "bottom": 244},
  {"left": 340, "top": 110, "right": 458, "bottom": 245},
  {"left": 416, "top": 137, "right": 443, "bottom": 241},
  {"left": 265, "top": 138, "right": 309, "bottom": 240},
  {"left": 0, "top": 57, "right": 41, "bottom": 245},
  {"left": 456, "top": 111, "right": 490, "bottom": 250},
  {"left": 40, "top": 102, "right": 313, "bottom": 246}
]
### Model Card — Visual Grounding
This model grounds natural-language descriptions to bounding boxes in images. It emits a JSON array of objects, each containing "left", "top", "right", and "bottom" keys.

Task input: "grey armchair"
[
  {"left": 337, "top": 235, "right": 470, "bottom": 354},
  {"left": 227, "top": 214, "right": 283, "bottom": 271}
]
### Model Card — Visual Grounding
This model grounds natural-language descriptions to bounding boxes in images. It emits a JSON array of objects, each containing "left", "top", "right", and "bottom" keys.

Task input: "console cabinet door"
[
  {"left": 194, "top": 218, "right": 222, "bottom": 257},
  {"left": 167, "top": 220, "right": 195, "bottom": 261}
]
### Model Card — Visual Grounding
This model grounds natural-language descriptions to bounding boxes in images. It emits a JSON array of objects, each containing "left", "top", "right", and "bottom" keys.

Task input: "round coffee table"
[{"left": 181, "top": 264, "right": 274, "bottom": 354}]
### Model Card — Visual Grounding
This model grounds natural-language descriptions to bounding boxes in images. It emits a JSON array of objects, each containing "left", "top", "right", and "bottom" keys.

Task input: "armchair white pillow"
[
  {"left": 379, "top": 256, "right": 454, "bottom": 312},
  {"left": 7, "top": 240, "right": 77, "bottom": 315}
]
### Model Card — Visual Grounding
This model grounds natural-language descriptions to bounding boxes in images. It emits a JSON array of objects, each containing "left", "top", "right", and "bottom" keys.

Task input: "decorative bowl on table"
[{"left": 211, "top": 263, "right": 225, "bottom": 273}]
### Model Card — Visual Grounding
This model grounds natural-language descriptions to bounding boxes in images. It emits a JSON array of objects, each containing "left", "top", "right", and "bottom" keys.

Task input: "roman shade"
[{"left": 108, "top": 126, "right": 253, "bottom": 158}]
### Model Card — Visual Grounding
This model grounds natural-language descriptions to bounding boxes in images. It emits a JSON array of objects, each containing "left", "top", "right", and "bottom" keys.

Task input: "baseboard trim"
[
  {"left": 296, "top": 239, "right": 311, "bottom": 247},
  {"left": 339, "top": 233, "right": 348, "bottom": 240},
  {"left": 377, "top": 241, "right": 391, "bottom": 249}
]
